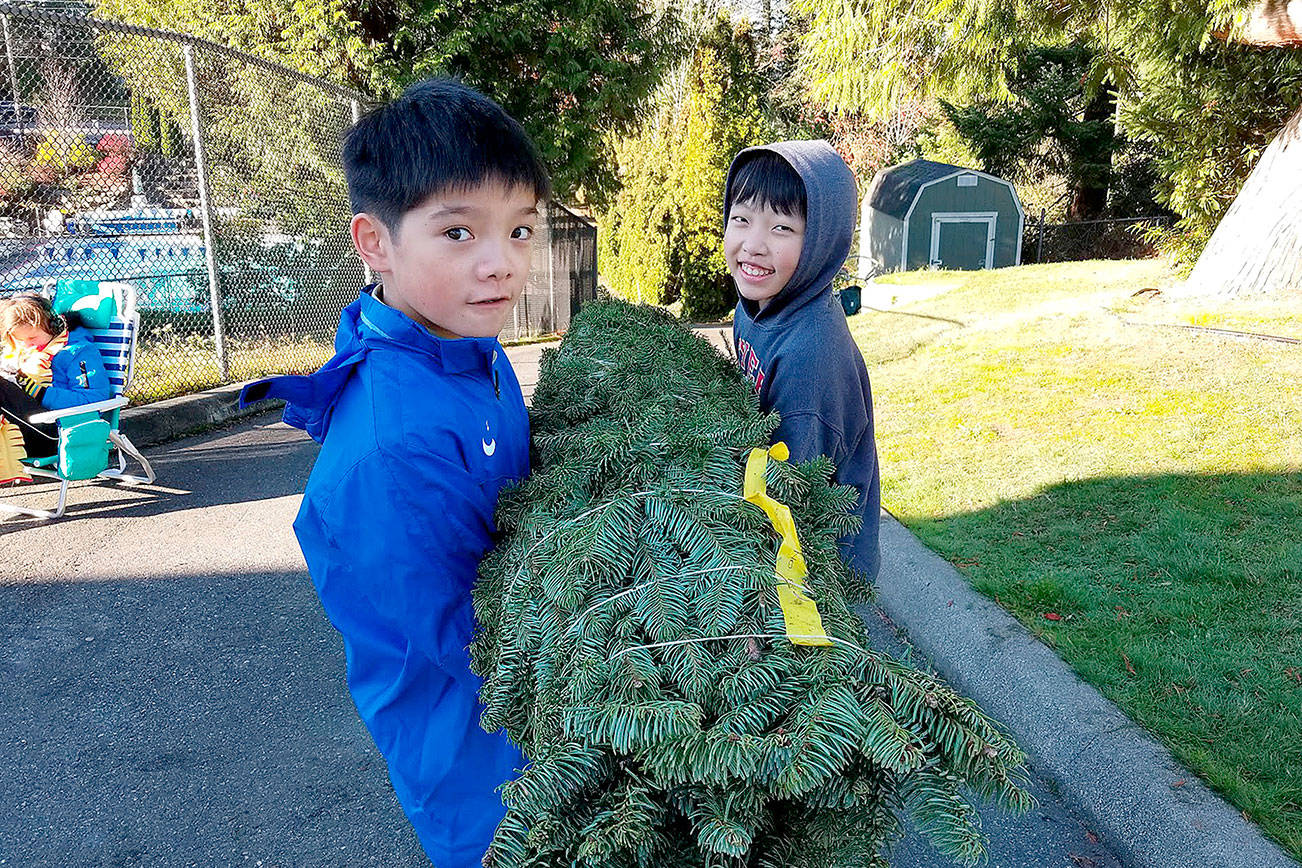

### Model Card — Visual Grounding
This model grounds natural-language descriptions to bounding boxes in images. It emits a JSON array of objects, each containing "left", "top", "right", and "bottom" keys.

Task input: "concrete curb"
[
  {"left": 874, "top": 512, "right": 1298, "bottom": 868},
  {"left": 121, "top": 381, "right": 281, "bottom": 448}
]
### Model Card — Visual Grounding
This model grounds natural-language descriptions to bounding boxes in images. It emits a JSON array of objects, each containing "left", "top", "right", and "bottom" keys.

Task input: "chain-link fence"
[
  {"left": 1023, "top": 213, "right": 1175, "bottom": 264},
  {"left": 0, "top": 4, "right": 596, "bottom": 402}
]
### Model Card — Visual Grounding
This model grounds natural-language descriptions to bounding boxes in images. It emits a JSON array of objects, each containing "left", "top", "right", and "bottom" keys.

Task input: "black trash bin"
[{"left": 839, "top": 285, "right": 862, "bottom": 316}]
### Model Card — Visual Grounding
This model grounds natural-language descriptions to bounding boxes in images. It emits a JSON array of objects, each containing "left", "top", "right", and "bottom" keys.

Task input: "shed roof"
[{"left": 867, "top": 158, "right": 983, "bottom": 220}]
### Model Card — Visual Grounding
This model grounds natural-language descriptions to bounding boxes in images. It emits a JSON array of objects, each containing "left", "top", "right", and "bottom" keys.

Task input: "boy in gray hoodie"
[{"left": 724, "top": 140, "right": 881, "bottom": 580}]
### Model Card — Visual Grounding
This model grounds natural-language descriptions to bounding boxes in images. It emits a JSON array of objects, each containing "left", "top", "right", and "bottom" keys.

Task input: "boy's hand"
[{"left": 17, "top": 351, "right": 50, "bottom": 382}]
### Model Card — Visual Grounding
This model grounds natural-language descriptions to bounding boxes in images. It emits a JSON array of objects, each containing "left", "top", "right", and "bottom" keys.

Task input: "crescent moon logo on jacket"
[{"left": 482, "top": 420, "right": 496, "bottom": 456}]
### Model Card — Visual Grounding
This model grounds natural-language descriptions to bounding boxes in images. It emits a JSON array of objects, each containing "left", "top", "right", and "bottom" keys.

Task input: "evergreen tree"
[
  {"left": 789, "top": 0, "right": 1302, "bottom": 241},
  {"left": 597, "top": 98, "right": 679, "bottom": 307},
  {"left": 1181, "top": 7, "right": 1302, "bottom": 295},
  {"left": 674, "top": 18, "right": 769, "bottom": 321},
  {"left": 129, "top": 91, "right": 160, "bottom": 152},
  {"left": 598, "top": 16, "right": 770, "bottom": 321},
  {"left": 95, "top": 0, "right": 685, "bottom": 203},
  {"left": 940, "top": 44, "right": 1121, "bottom": 220},
  {"left": 472, "top": 300, "right": 1031, "bottom": 867}
]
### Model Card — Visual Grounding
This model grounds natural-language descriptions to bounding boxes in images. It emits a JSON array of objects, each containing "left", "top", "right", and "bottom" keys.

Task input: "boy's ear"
[{"left": 350, "top": 212, "right": 392, "bottom": 274}]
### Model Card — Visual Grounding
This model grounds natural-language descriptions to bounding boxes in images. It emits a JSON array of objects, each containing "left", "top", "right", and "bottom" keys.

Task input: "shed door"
[{"left": 929, "top": 212, "right": 997, "bottom": 270}]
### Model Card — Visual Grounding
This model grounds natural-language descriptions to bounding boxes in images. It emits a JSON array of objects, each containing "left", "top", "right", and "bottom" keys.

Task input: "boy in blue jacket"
[
  {"left": 241, "top": 79, "right": 549, "bottom": 866},
  {"left": 0, "top": 293, "right": 113, "bottom": 463},
  {"left": 724, "top": 141, "right": 881, "bottom": 580}
]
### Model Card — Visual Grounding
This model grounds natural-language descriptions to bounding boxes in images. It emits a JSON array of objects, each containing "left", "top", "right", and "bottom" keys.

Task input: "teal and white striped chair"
[{"left": 2, "top": 279, "right": 155, "bottom": 520}]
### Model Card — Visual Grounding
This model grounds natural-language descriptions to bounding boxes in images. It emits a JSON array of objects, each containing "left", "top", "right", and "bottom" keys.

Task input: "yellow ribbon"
[{"left": 743, "top": 443, "right": 832, "bottom": 647}]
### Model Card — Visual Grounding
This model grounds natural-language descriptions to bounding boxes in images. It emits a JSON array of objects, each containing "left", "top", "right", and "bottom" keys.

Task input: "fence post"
[
  {"left": 2, "top": 15, "right": 21, "bottom": 139},
  {"left": 548, "top": 203, "right": 557, "bottom": 332},
  {"left": 1036, "top": 208, "right": 1046, "bottom": 264},
  {"left": 182, "top": 43, "right": 228, "bottom": 379}
]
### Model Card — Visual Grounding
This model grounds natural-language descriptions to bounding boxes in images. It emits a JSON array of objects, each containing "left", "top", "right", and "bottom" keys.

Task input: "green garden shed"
[{"left": 859, "top": 159, "right": 1024, "bottom": 275}]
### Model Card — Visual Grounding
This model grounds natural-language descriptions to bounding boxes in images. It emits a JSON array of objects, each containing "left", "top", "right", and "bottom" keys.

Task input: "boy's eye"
[
  {"left": 730, "top": 215, "right": 748, "bottom": 224},
  {"left": 444, "top": 227, "right": 472, "bottom": 241},
  {"left": 512, "top": 225, "right": 535, "bottom": 241}
]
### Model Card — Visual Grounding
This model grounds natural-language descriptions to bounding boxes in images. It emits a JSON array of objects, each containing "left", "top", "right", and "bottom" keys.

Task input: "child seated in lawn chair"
[{"left": 0, "top": 293, "right": 112, "bottom": 483}]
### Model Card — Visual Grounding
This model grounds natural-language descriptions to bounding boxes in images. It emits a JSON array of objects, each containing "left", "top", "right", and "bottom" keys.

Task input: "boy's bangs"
[
  {"left": 411, "top": 128, "right": 551, "bottom": 203},
  {"left": 729, "top": 152, "right": 806, "bottom": 218}
]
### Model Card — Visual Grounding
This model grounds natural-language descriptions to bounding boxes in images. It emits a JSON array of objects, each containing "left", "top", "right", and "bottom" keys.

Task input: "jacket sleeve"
[
  {"left": 315, "top": 447, "right": 495, "bottom": 693},
  {"left": 41, "top": 341, "right": 113, "bottom": 410},
  {"left": 772, "top": 409, "right": 847, "bottom": 467}
]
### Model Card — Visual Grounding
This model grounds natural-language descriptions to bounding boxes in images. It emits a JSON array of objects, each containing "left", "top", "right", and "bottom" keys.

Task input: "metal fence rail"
[
  {"left": 0, "top": 4, "right": 595, "bottom": 402},
  {"left": 1024, "top": 213, "right": 1175, "bottom": 264}
]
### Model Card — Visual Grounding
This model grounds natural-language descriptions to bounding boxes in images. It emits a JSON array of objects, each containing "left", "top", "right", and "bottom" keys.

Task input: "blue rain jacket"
[
  {"left": 241, "top": 287, "right": 528, "bottom": 866},
  {"left": 42, "top": 327, "right": 113, "bottom": 410}
]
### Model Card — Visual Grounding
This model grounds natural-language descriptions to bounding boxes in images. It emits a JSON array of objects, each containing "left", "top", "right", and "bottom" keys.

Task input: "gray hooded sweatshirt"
[{"left": 726, "top": 140, "right": 881, "bottom": 580}]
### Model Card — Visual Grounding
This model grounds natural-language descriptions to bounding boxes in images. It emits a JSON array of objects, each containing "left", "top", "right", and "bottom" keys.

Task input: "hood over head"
[{"left": 724, "top": 140, "right": 858, "bottom": 321}]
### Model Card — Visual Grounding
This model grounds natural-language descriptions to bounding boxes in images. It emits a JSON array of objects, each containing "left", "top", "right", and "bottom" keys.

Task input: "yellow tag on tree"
[
  {"left": 743, "top": 444, "right": 833, "bottom": 647},
  {"left": 777, "top": 583, "right": 832, "bottom": 645}
]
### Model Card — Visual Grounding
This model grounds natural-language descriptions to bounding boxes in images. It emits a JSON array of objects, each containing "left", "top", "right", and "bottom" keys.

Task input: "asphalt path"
[
  {"left": 0, "top": 333, "right": 1124, "bottom": 867},
  {"left": 0, "top": 420, "right": 427, "bottom": 866}
]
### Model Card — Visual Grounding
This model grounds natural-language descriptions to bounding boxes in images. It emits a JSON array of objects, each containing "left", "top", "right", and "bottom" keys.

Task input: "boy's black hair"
[
  {"left": 343, "top": 77, "right": 551, "bottom": 233},
  {"left": 726, "top": 151, "right": 807, "bottom": 219}
]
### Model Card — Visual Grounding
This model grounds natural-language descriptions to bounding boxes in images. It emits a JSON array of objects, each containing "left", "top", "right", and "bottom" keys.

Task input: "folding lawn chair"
[{"left": 1, "top": 279, "right": 156, "bottom": 520}]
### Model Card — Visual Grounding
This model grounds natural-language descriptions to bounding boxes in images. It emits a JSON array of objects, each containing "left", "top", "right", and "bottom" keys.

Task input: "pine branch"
[{"left": 474, "top": 299, "right": 1031, "bottom": 865}]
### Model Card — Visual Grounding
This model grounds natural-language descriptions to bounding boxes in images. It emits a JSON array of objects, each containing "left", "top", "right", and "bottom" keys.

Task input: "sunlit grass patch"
[{"left": 853, "top": 260, "right": 1302, "bottom": 857}]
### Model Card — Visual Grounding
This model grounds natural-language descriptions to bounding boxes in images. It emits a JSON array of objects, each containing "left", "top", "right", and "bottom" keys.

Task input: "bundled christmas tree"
[{"left": 472, "top": 300, "right": 1031, "bottom": 867}]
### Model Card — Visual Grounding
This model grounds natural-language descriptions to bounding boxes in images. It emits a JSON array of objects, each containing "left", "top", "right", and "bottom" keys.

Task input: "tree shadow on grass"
[{"left": 895, "top": 470, "right": 1302, "bottom": 858}]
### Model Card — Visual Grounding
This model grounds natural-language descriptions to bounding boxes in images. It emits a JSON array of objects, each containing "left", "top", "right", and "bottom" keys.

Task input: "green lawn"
[{"left": 852, "top": 260, "right": 1302, "bottom": 858}]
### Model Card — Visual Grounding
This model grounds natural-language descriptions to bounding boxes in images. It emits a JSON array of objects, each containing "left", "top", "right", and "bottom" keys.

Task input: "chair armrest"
[{"left": 29, "top": 397, "right": 128, "bottom": 424}]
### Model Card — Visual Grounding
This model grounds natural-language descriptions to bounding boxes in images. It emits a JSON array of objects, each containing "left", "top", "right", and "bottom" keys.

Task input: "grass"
[
  {"left": 128, "top": 331, "right": 335, "bottom": 403},
  {"left": 851, "top": 260, "right": 1302, "bottom": 858},
  {"left": 502, "top": 332, "right": 563, "bottom": 347}
]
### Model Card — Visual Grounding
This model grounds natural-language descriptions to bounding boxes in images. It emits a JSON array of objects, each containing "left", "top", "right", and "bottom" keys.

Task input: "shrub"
[{"left": 32, "top": 130, "right": 99, "bottom": 178}]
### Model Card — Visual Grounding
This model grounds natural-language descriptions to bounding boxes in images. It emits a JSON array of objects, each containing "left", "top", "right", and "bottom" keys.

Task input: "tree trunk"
[
  {"left": 1184, "top": 103, "right": 1302, "bottom": 297},
  {"left": 1215, "top": 0, "right": 1302, "bottom": 45},
  {"left": 1065, "top": 87, "right": 1114, "bottom": 220}
]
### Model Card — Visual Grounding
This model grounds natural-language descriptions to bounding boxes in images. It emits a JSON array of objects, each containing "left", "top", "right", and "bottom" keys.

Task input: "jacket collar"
[{"left": 357, "top": 285, "right": 499, "bottom": 376}]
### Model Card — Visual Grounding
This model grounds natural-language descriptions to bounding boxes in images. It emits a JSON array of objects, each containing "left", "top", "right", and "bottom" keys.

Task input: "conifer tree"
[
  {"left": 472, "top": 300, "right": 1031, "bottom": 867},
  {"left": 790, "top": 0, "right": 1302, "bottom": 246},
  {"left": 598, "top": 15, "right": 770, "bottom": 320}
]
